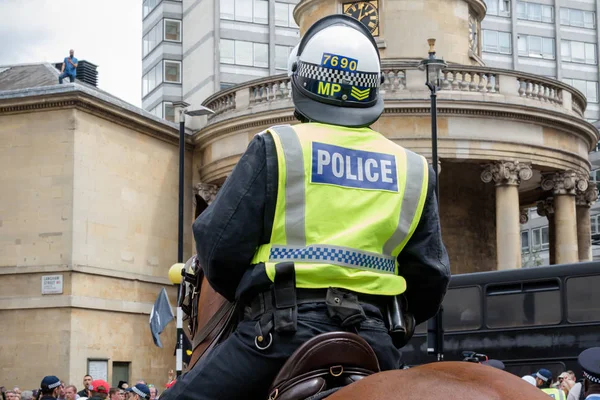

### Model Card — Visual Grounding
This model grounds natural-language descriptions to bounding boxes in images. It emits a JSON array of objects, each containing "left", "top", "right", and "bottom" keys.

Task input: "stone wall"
[
  {"left": 0, "top": 108, "right": 184, "bottom": 389},
  {"left": 440, "top": 162, "right": 497, "bottom": 273}
]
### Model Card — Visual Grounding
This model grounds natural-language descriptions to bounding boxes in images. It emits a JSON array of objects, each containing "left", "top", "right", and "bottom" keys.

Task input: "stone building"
[
  {"left": 0, "top": 64, "right": 191, "bottom": 389},
  {"left": 191, "top": 0, "right": 599, "bottom": 274}
]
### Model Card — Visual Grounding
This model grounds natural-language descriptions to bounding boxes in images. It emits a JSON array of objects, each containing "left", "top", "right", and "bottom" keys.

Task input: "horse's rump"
[{"left": 327, "top": 361, "right": 554, "bottom": 400}]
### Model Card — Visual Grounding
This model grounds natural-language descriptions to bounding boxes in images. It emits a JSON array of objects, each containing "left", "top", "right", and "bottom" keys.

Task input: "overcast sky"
[{"left": 0, "top": 0, "right": 142, "bottom": 107}]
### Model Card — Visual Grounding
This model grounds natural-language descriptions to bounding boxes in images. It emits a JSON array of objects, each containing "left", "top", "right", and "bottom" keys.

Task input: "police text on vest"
[{"left": 311, "top": 142, "right": 398, "bottom": 191}]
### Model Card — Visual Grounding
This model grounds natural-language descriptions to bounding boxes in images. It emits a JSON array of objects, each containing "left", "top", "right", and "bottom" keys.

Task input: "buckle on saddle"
[{"left": 254, "top": 262, "right": 298, "bottom": 351}]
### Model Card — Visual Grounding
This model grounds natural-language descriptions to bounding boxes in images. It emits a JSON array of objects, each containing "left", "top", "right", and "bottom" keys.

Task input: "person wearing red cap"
[{"left": 88, "top": 380, "right": 109, "bottom": 400}]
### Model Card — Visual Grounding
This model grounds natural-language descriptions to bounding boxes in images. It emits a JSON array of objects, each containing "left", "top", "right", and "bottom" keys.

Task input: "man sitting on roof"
[{"left": 59, "top": 49, "right": 78, "bottom": 84}]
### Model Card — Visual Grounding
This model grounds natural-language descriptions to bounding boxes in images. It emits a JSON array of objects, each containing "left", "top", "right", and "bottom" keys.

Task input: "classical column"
[
  {"left": 482, "top": 161, "right": 533, "bottom": 270},
  {"left": 541, "top": 171, "right": 588, "bottom": 264},
  {"left": 537, "top": 197, "right": 555, "bottom": 264},
  {"left": 576, "top": 183, "right": 598, "bottom": 262}
]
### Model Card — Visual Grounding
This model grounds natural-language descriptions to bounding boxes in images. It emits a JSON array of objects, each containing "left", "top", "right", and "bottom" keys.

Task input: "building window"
[
  {"left": 484, "top": 0, "right": 511, "bottom": 17},
  {"left": 275, "top": 45, "right": 292, "bottom": 70},
  {"left": 562, "top": 78, "right": 598, "bottom": 103},
  {"left": 482, "top": 30, "right": 512, "bottom": 54},
  {"left": 516, "top": 2, "right": 554, "bottom": 23},
  {"left": 220, "top": 82, "right": 235, "bottom": 90},
  {"left": 142, "top": 61, "right": 163, "bottom": 97},
  {"left": 561, "top": 40, "right": 597, "bottom": 65},
  {"left": 164, "top": 102, "right": 175, "bottom": 122},
  {"left": 591, "top": 214, "right": 600, "bottom": 235},
  {"left": 164, "top": 19, "right": 182, "bottom": 42},
  {"left": 518, "top": 35, "right": 555, "bottom": 59},
  {"left": 143, "top": 20, "right": 164, "bottom": 58},
  {"left": 531, "top": 226, "right": 549, "bottom": 251},
  {"left": 164, "top": 60, "right": 181, "bottom": 83},
  {"left": 521, "top": 230, "right": 530, "bottom": 253},
  {"left": 220, "top": 0, "right": 269, "bottom": 24},
  {"left": 220, "top": 39, "right": 269, "bottom": 68},
  {"left": 275, "top": 2, "right": 298, "bottom": 28},
  {"left": 143, "top": 0, "right": 160, "bottom": 19},
  {"left": 560, "top": 8, "right": 596, "bottom": 29}
]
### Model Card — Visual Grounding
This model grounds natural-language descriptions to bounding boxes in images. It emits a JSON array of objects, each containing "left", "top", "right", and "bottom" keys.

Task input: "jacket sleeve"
[
  {"left": 192, "top": 134, "right": 270, "bottom": 301},
  {"left": 397, "top": 165, "right": 451, "bottom": 325}
]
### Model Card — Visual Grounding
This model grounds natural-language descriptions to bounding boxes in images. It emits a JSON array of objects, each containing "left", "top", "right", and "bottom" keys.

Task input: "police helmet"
[{"left": 288, "top": 14, "right": 383, "bottom": 128}]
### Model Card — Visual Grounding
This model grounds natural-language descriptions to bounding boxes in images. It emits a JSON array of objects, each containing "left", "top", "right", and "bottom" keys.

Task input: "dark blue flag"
[{"left": 149, "top": 288, "right": 175, "bottom": 348}]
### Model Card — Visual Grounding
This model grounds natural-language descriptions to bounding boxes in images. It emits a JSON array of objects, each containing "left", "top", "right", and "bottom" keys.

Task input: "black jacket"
[{"left": 192, "top": 127, "right": 451, "bottom": 325}]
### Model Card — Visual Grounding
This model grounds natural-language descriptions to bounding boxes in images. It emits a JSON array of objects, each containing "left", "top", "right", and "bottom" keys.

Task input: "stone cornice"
[
  {"left": 193, "top": 102, "right": 598, "bottom": 152},
  {"left": 0, "top": 90, "right": 194, "bottom": 150}
]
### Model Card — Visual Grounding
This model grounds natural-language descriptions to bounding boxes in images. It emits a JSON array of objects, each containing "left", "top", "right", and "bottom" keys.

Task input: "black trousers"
[{"left": 160, "top": 303, "right": 401, "bottom": 400}]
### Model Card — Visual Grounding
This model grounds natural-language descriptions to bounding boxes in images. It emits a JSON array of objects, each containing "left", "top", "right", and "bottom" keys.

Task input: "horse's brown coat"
[{"left": 327, "top": 361, "right": 552, "bottom": 400}]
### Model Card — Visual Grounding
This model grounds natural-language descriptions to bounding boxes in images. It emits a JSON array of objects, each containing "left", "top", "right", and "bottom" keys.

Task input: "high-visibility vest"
[
  {"left": 542, "top": 388, "right": 564, "bottom": 399},
  {"left": 251, "top": 122, "right": 429, "bottom": 296}
]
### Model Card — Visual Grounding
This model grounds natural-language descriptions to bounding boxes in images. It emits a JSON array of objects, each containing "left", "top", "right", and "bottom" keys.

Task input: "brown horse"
[{"left": 180, "top": 259, "right": 552, "bottom": 399}]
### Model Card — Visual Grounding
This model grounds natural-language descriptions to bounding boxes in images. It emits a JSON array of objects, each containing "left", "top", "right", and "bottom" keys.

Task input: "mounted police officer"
[
  {"left": 161, "top": 13, "right": 450, "bottom": 400},
  {"left": 576, "top": 347, "right": 600, "bottom": 400}
]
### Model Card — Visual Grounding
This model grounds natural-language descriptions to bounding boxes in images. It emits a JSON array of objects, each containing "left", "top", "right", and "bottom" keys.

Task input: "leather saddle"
[{"left": 267, "top": 331, "right": 380, "bottom": 400}]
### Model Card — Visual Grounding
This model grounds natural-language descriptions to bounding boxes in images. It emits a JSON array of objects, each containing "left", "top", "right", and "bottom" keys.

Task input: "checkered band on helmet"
[
  {"left": 297, "top": 61, "right": 379, "bottom": 88},
  {"left": 295, "top": 61, "right": 379, "bottom": 105}
]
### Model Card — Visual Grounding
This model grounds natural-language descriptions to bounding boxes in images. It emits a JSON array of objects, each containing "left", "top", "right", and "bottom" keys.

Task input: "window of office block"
[
  {"left": 482, "top": 30, "right": 512, "bottom": 54},
  {"left": 221, "top": 39, "right": 269, "bottom": 68},
  {"left": 164, "top": 102, "right": 175, "bottom": 122},
  {"left": 143, "top": 20, "right": 164, "bottom": 58},
  {"left": 142, "top": 61, "right": 163, "bottom": 97},
  {"left": 164, "top": 19, "right": 182, "bottom": 42},
  {"left": 484, "top": 0, "right": 511, "bottom": 17},
  {"left": 164, "top": 61, "right": 181, "bottom": 83},
  {"left": 275, "top": 45, "right": 292, "bottom": 70},
  {"left": 221, "top": 0, "right": 268, "bottom": 24},
  {"left": 143, "top": 0, "right": 159, "bottom": 18},
  {"left": 275, "top": 2, "right": 298, "bottom": 27},
  {"left": 521, "top": 230, "right": 530, "bottom": 253},
  {"left": 517, "top": 1, "right": 554, "bottom": 23},
  {"left": 531, "top": 226, "right": 549, "bottom": 251},
  {"left": 220, "top": 39, "right": 235, "bottom": 64},
  {"left": 562, "top": 78, "right": 598, "bottom": 103},
  {"left": 562, "top": 40, "right": 597, "bottom": 64},
  {"left": 518, "top": 35, "right": 555, "bottom": 59},
  {"left": 560, "top": 8, "right": 595, "bottom": 29}
]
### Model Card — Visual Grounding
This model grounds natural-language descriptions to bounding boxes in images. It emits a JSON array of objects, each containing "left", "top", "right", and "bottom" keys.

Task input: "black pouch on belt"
[{"left": 325, "top": 287, "right": 367, "bottom": 327}]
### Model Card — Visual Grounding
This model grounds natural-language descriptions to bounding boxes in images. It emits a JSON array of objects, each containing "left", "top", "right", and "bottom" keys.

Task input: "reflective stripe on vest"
[
  {"left": 252, "top": 123, "right": 429, "bottom": 295},
  {"left": 542, "top": 388, "right": 563, "bottom": 399}
]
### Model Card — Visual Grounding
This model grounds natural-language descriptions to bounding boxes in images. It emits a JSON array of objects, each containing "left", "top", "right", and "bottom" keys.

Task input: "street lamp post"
[
  {"left": 170, "top": 102, "right": 214, "bottom": 378},
  {"left": 418, "top": 38, "right": 447, "bottom": 201},
  {"left": 419, "top": 39, "right": 447, "bottom": 362}
]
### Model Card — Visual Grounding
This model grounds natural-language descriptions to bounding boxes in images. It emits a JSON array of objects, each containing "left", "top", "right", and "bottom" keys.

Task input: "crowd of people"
[
  {"left": 521, "top": 368, "right": 585, "bottom": 400},
  {"left": 1, "top": 374, "right": 175, "bottom": 400}
]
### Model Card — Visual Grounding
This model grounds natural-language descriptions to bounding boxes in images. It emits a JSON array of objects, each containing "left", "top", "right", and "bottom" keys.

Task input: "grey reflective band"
[
  {"left": 271, "top": 125, "right": 306, "bottom": 246},
  {"left": 132, "top": 387, "right": 147, "bottom": 398},
  {"left": 382, "top": 149, "right": 426, "bottom": 256},
  {"left": 48, "top": 381, "right": 61, "bottom": 390},
  {"left": 270, "top": 244, "right": 395, "bottom": 273}
]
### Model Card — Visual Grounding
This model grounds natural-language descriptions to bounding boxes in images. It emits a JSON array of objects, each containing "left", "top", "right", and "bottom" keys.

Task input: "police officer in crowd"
[
  {"left": 577, "top": 347, "right": 600, "bottom": 400},
  {"left": 38, "top": 377, "right": 61, "bottom": 400},
  {"left": 161, "top": 14, "right": 450, "bottom": 400},
  {"left": 536, "top": 369, "right": 566, "bottom": 400},
  {"left": 125, "top": 384, "right": 150, "bottom": 400}
]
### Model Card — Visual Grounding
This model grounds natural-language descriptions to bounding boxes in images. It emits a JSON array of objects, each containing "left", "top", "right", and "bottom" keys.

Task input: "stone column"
[
  {"left": 576, "top": 183, "right": 598, "bottom": 262},
  {"left": 537, "top": 197, "right": 555, "bottom": 264},
  {"left": 541, "top": 171, "right": 589, "bottom": 264},
  {"left": 482, "top": 161, "right": 533, "bottom": 270}
]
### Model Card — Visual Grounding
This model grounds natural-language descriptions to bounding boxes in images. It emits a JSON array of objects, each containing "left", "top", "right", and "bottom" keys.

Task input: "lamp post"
[
  {"left": 170, "top": 102, "right": 214, "bottom": 378},
  {"left": 419, "top": 39, "right": 446, "bottom": 362},
  {"left": 418, "top": 38, "right": 447, "bottom": 201}
]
